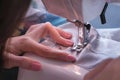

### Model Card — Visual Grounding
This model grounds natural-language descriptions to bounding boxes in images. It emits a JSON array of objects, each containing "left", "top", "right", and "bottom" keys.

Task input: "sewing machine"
[
  {"left": 42, "top": 0, "right": 120, "bottom": 53},
  {"left": 41, "top": 0, "right": 107, "bottom": 53}
]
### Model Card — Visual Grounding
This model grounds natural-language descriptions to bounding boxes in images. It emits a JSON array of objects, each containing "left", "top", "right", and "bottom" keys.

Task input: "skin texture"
[
  {"left": 84, "top": 57, "right": 120, "bottom": 80},
  {"left": 3, "top": 22, "right": 76, "bottom": 71}
]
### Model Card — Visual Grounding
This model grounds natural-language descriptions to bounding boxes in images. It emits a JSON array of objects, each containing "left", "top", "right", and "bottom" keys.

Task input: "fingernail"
[
  {"left": 67, "top": 40, "right": 74, "bottom": 46},
  {"left": 67, "top": 55, "right": 76, "bottom": 62},
  {"left": 31, "top": 62, "right": 41, "bottom": 71}
]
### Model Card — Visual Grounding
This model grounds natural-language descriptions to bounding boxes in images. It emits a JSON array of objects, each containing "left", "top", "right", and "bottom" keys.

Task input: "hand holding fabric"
[{"left": 3, "top": 22, "right": 75, "bottom": 71}]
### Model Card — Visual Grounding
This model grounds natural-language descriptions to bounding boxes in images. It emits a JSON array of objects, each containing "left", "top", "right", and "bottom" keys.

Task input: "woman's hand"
[
  {"left": 84, "top": 58, "right": 120, "bottom": 80},
  {"left": 4, "top": 22, "right": 75, "bottom": 71}
]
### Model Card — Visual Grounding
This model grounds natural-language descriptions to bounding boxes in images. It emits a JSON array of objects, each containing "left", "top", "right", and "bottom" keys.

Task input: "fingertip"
[
  {"left": 17, "top": 57, "right": 42, "bottom": 71},
  {"left": 44, "top": 22, "right": 52, "bottom": 26},
  {"left": 66, "top": 55, "right": 76, "bottom": 62},
  {"left": 53, "top": 51, "right": 76, "bottom": 62},
  {"left": 31, "top": 62, "right": 42, "bottom": 71},
  {"left": 65, "top": 40, "right": 74, "bottom": 46}
]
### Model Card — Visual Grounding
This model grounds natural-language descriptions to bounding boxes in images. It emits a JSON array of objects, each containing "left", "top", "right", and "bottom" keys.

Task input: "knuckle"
[
  {"left": 18, "top": 36, "right": 31, "bottom": 49},
  {"left": 20, "top": 36, "right": 31, "bottom": 43},
  {"left": 29, "top": 25, "right": 37, "bottom": 30},
  {"left": 42, "top": 48, "right": 52, "bottom": 56},
  {"left": 20, "top": 57, "right": 27, "bottom": 62},
  {"left": 18, "top": 57, "right": 26, "bottom": 65}
]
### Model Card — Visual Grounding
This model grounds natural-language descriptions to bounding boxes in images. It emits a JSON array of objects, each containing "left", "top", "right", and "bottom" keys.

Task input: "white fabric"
[
  {"left": 18, "top": 22, "right": 120, "bottom": 80},
  {"left": 25, "top": 0, "right": 46, "bottom": 17}
]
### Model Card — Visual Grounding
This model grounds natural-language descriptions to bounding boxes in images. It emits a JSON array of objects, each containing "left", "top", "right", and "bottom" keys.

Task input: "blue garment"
[
  {"left": 39, "top": 13, "right": 67, "bottom": 26},
  {"left": 26, "top": 12, "right": 67, "bottom": 26}
]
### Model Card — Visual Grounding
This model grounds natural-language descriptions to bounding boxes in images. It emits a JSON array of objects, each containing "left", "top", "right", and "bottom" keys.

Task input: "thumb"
[{"left": 4, "top": 53, "right": 41, "bottom": 71}]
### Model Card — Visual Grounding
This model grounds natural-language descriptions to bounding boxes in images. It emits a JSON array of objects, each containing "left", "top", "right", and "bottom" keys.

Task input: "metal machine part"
[
  {"left": 67, "top": 19, "right": 90, "bottom": 53},
  {"left": 41, "top": 0, "right": 119, "bottom": 52}
]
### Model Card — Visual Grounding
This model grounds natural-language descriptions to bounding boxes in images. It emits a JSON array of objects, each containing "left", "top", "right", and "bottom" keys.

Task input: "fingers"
[
  {"left": 34, "top": 43, "right": 76, "bottom": 62},
  {"left": 26, "top": 22, "right": 73, "bottom": 47},
  {"left": 84, "top": 59, "right": 113, "bottom": 80},
  {"left": 45, "top": 22, "right": 73, "bottom": 47},
  {"left": 22, "top": 39, "right": 76, "bottom": 62},
  {"left": 56, "top": 27, "right": 72, "bottom": 39},
  {"left": 38, "top": 46, "right": 76, "bottom": 62},
  {"left": 4, "top": 53, "right": 41, "bottom": 71}
]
